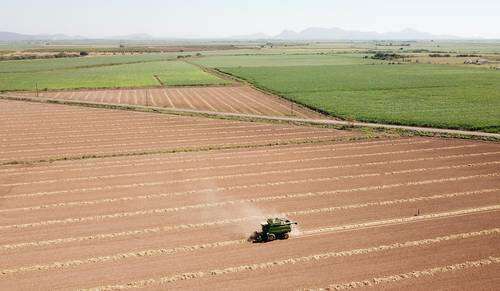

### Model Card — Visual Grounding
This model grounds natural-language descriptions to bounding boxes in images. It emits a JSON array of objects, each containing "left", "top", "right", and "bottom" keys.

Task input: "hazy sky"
[{"left": 1, "top": 0, "right": 499, "bottom": 38}]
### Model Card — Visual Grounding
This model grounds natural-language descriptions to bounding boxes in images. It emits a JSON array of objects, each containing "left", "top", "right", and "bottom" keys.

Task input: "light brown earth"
[
  {"left": 0, "top": 99, "right": 499, "bottom": 290},
  {"left": 14, "top": 85, "right": 324, "bottom": 119}
]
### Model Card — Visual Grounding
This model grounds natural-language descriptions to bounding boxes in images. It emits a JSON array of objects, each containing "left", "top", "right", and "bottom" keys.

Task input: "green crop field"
[
  {"left": 220, "top": 63, "right": 500, "bottom": 132},
  {"left": 192, "top": 53, "right": 382, "bottom": 68},
  {"left": 0, "top": 53, "right": 178, "bottom": 73},
  {"left": 0, "top": 58, "right": 228, "bottom": 91}
]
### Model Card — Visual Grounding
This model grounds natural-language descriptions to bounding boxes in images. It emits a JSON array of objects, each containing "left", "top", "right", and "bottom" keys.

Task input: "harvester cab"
[{"left": 249, "top": 217, "right": 297, "bottom": 243}]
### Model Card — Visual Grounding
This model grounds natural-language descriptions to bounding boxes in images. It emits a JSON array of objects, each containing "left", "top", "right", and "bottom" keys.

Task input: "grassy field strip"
[
  {"left": 81, "top": 228, "right": 500, "bottom": 290},
  {"left": 2, "top": 152, "right": 498, "bottom": 213},
  {"left": 310, "top": 256, "right": 500, "bottom": 290},
  {"left": 0, "top": 138, "right": 421, "bottom": 175},
  {"left": 0, "top": 138, "right": 414, "bottom": 174},
  {"left": 0, "top": 54, "right": 176, "bottom": 73},
  {"left": 1, "top": 209, "right": 499, "bottom": 277},
  {"left": 0, "top": 129, "right": 336, "bottom": 155},
  {"left": 0, "top": 134, "right": 370, "bottom": 166},
  {"left": 1, "top": 151, "right": 489, "bottom": 199},
  {"left": 2, "top": 203, "right": 498, "bottom": 254},
  {"left": 0, "top": 60, "right": 229, "bottom": 91},
  {"left": 1, "top": 182, "right": 498, "bottom": 231},
  {"left": 1, "top": 126, "right": 316, "bottom": 148},
  {"left": 2, "top": 148, "right": 498, "bottom": 188}
]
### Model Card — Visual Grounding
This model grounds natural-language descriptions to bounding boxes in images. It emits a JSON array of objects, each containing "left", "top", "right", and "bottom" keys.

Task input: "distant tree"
[{"left": 79, "top": 51, "right": 89, "bottom": 56}]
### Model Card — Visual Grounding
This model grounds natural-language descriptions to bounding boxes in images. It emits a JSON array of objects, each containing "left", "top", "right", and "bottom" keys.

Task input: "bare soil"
[
  {"left": 14, "top": 85, "right": 324, "bottom": 119},
  {"left": 0, "top": 100, "right": 498, "bottom": 290}
]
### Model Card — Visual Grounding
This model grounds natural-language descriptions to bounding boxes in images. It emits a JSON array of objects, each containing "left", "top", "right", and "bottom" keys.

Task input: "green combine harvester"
[{"left": 249, "top": 217, "right": 298, "bottom": 243}]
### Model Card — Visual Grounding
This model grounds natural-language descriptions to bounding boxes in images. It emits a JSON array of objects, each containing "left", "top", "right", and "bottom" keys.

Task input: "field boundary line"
[
  {"left": 1, "top": 94, "right": 497, "bottom": 140},
  {"left": 81, "top": 228, "right": 500, "bottom": 290}
]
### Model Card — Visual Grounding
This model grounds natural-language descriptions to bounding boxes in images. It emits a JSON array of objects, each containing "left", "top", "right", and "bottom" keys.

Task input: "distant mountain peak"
[{"left": 271, "top": 27, "right": 460, "bottom": 40}]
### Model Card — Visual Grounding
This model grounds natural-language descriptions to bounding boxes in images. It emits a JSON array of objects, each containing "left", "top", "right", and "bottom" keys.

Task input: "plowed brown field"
[
  {"left": 0, "top": 99, "right": 499, "bottom": 290},
  {"left": 14, "top": 85, "right": 323, "bottom": 118}
]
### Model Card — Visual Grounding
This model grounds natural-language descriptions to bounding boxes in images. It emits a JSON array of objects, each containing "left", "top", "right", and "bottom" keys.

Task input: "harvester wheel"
[
  {"left": 268, "top": 233, "right": 276, "bottom": 241},
  {"left": 282, "top": 233, "right": 289, "bottom": 240}
]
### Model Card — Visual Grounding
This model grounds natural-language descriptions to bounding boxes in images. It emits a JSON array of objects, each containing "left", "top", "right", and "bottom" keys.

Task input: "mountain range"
[
  {"left": 0, "top": 27, "right": 463, "bottom": 42},
  {"left": 231, "top": 27, "right": 460, "bottom": 40},
  {"left": 0, "top": 31, "right": 155, "bottom": 41}
]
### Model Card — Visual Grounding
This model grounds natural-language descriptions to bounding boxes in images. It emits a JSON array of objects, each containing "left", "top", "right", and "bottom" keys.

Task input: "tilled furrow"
[
  {"left": 0, "top": 138, "right": 425, "bottom": 175},
  {"left": 3, "top": 147, "right": 495, "bottom": 188},
  {"left": 81, "top": 229, "right": 500, "bottom": 290},
  {"left": 3, "top": 160, "right": 497, "bottom": 200},
  {"left": 1, "top": 186, "right": 498, "bottom": 230},
  {"left": 315, "top": 256, "right": 500, "bottom": 290},
  {"left": 1, "top": 207, "right": 498, "bottom": 275}
]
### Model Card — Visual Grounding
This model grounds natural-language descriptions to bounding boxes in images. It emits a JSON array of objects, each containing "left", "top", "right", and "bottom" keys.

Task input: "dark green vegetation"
[
  {"left": 0, "top": 54, "right": 228, "bottom": 91},
  {"left": 215, "top": 55, "right": 499, "bottom": 132}
]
